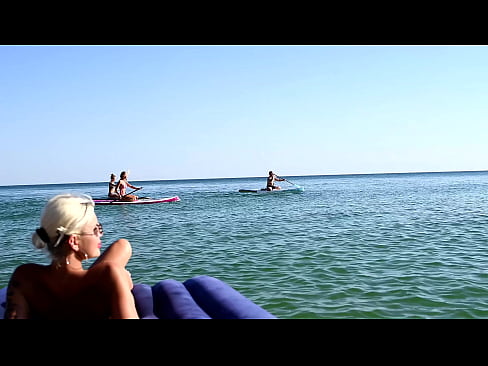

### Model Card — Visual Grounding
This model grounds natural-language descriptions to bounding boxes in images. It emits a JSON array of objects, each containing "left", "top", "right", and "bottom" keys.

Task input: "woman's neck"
[{"left": 52, "top": 256, "right": 85, "bottom": 272}]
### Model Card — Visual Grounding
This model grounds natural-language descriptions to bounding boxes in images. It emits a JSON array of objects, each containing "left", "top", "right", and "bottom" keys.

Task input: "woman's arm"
[
  {"left": 127, "top": 182, "right": 138, "bottom": 190},
  {"left": 91, "top": 239, "right": 132, "bottom": 269},
  {"left": 115, "top": 181, "right": 122, "bottom": 194},
  {"left": 90, "top": 241, "right": 138, "bottom": 319},
  {"left": 110, "top": 265, "right": 139, "bottom": 319},
  {"left": 93, "top": 261, "right": 138, "bottom": 319}
]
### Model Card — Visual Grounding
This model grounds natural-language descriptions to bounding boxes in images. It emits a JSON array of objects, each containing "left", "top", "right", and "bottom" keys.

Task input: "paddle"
[
  {"left": 277, "top": 176, "right": 301, "bottom": 189},
  {"left": 123, "top": 187, "right": 143, "bottom": 197}
]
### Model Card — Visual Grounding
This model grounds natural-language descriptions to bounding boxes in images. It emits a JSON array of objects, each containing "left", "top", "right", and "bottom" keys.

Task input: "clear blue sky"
[{"left": 1, "top": 45, "right": 487, "bottom": 185}]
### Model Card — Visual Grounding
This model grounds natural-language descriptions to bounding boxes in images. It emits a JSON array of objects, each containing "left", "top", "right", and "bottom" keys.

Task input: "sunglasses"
[{"left": 76, "top": 223, "right": 104, "bottom": 237}]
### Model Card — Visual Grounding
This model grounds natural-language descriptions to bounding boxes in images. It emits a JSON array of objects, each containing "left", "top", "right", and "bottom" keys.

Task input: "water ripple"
[{"left": 1, "top": 173, "right": 488, "bottom": 318}]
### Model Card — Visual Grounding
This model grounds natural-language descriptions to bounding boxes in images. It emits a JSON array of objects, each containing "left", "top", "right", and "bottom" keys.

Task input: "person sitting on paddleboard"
[
  {"left": 4, "top": 193, "right": 139, "bottom": 319},
  {"left": 267, "top": 171, "right": 285, "bottom": 191},
  {"left": 108, "top": 173, "right": 121, "bottom": 199},
  {"left": 116, "top": 171, "right": 142, "bottom": 202}
]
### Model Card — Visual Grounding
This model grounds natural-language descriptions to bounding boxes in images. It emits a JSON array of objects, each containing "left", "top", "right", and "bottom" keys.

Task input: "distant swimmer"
[{"left": 266, "top": 171, "right": 285, "bottom": 191}]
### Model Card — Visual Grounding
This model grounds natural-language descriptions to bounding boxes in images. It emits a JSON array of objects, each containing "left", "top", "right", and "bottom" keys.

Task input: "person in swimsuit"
[
  {"left": 108, "top": 173, "right": 120, "bottom": 199},
  {"left": 115, "top": 171, "right": 142, "bottom": 202},
  {"left": 4, "top": 193, "right": 139, "bottom": 319},
  {"left": 267, "top": 171, "right": 285, "bottom": 191}
]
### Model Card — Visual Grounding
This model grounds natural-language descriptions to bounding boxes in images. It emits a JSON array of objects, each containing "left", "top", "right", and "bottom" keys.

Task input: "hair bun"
[
  {"left": 32, "top": 227, "right": 50, "bottom": 249},
  {"left": 32, "top": 232, "right": 47, "bottom": 249}
]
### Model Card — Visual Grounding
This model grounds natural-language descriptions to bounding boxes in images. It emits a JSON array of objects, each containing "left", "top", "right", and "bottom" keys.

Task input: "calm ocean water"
[{"left": 1, "top": 171, "right": 487, "bottom": 318}]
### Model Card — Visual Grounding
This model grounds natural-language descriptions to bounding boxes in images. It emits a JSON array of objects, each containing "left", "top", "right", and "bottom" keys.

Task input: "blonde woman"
[{"left": 4, "top": 194, "right": 139, "bottom": 319}]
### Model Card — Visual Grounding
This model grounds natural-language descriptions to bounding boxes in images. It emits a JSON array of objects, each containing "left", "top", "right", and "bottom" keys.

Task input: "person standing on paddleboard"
[
  {"left": 267, "top": 171, "right": 285, "bottom": 191},
  {"left": 116, "top": 171, "right": 142, "bottom": 202}
]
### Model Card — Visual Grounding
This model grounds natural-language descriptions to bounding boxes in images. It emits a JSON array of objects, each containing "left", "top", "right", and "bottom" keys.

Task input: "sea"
[{"left": 1, "top": 171, "right": 487, "bottom": 319}]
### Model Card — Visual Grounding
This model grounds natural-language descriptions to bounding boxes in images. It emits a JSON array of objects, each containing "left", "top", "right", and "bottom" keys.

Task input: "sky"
[{"left": 1, "top": 45, "right": 487, "bottom": 186}]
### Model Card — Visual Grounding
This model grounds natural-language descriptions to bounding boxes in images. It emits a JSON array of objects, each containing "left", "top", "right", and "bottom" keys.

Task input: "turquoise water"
[{"left": 1, "top": 171, "right": 488, "bottom": 318}]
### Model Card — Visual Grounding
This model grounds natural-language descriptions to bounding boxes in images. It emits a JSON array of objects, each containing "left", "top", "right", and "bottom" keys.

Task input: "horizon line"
[{"left": 1, "top": 169, "right": 487, "bottom": 188}]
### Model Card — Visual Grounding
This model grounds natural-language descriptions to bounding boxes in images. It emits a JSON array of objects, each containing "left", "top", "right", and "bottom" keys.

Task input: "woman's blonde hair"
[{"left": 32, "top": 194, "right": 96, "bottom": 261}]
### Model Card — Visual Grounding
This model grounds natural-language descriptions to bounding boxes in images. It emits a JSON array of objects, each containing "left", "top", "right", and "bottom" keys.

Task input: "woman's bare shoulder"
[
  {"left": 7, "top": 264, "right": 49, "bottom": 298},
  {"left": 11, "top": 263, "right": 49, "bottom": 279}
]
